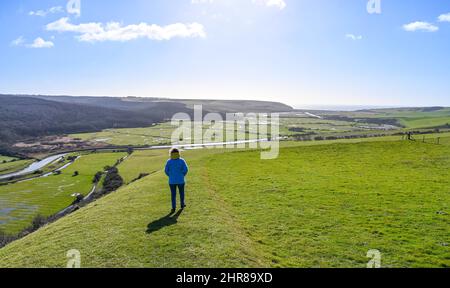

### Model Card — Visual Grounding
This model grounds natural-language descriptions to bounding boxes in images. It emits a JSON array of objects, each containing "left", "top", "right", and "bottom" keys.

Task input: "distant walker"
[{"left": 164, "top": 148, "right": 189, "bottom": 214}]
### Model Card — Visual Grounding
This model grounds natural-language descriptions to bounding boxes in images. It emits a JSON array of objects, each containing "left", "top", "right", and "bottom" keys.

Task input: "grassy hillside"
[
  {"left": 0, "top": 139, "right": 449, "bottom": 267},
  {"left": 308, "top": 107, "right": 450, "bottom": 130},
  {"left": 0, "top": 152, "right": 125, "bottom": 234},
  {"left": 117, "top": 150, "right": 171, "bottom": 184},
  {"left": 400, "top": 116, "right": 450, "bottom": 129},
  {"left": 175, "top": 99, "right": 293, "bottom": 113},
  {"left": 367, "top": 108, "right": 450, "bottom": 129},
  {"left": 34, "top": 95, "right": 293, "bottom": 113}
]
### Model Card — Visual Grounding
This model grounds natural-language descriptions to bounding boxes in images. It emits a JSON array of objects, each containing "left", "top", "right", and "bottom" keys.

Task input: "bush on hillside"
[
  {"left": 93, "top": 172, "right": 103, "bottom": 184},
  {"left": 102, "top": 167, "right": 123, "bottom": 194}
]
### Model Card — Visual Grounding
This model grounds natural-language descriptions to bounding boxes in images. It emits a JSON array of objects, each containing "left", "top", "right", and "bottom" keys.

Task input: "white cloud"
[
  {"left": 403, "top": 21, "right": 439, "bottom": 32},
  {"left": 28, "top": 37, "right": 54, "bottom": 48},
  {"left": 438, "top": 13, "right": 450, "bottom": 22},
  {"left": 46, "top": 17, "right": 206, "bottom": 42},
  {"left": 11, "top": 36, "right": 25, "bottom": 46},
  {"left": 345, "top": 34, "right": 363, "bottom": 41},
  {"left": 29, "top": 6, "right": 64, "bottom": 17}
]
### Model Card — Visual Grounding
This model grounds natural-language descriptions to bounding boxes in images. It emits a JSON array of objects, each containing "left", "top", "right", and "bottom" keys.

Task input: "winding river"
[{"left": 0, "top": 153, "right": 67, "bottom": 180}]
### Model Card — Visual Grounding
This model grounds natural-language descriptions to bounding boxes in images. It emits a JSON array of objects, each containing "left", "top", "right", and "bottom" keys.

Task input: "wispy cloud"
[
  {"left": 11, "top": 36, "right": 54, "bottom": 48},
  {"left": 438, "top": 13, "right": 450, "bottom": 22},
  {"left": 46, "top": 18, "right": 206, "bottom": 42},
  {"left": 403, "top": 21, "right": 439, "bottom": 32},
  {"left": 11, "top": 36, "right": 25, "bottom": 46},
  {"left": 29, "top": 6, "right": 64, "bottom": 17},
  {"left": 345, "top": 34, "right": 363, "bottom": 41},
  {"left": 28, "top": 37, "right": 54, "bottom": 48}
]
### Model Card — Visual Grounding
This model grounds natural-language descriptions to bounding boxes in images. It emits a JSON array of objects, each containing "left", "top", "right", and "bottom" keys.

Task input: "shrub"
[
  {"left": 71, "top": 194, "right": 84, "bottom": 205},
  {"left": 30, "top": 215, "right": 48, "bottom": 232},
  {"left": 0, "top": 230, "right": 17, "bottom": 248},
  {"left": 67, "top": 156, "right": 78, "bottom": 162},
  {"left": 131, "top": 173, "right": 150, "bottom": 183},
  {"left": 93, "top": 171, "right": 103, "bottom": 183},
  {"left": 102, "top": 167, "right": 123, "bottom": 194}
]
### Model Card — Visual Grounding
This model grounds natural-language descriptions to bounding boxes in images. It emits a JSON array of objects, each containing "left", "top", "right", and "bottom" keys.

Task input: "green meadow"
[
  {"left": 0, "top": 135, "right": 448, "bottom": 268},
  {"left": 71, "top": 121, "right": 267, "bottom": 147},
  {"left": 70, "top": 108, "right": 450, "bottom": 147},
  {"left": 0, "top": 160, "right": 33, "bottom": 176},
  {"left": 341, "top": 108, "right": 450, "bottom": 129},
  {"left": 0, "top": 152, "right": 126, "bottom": 234},
  {"left": 400, "top": 116, "right": 450, "bottom": 129},
  {"left": 117, "top": 150, "right": 170, "bottom": 184},
  {"left": 71, "top": 123, "right": 174, "bottom": 146},
  {"left": 0, "top": 155, "right": 17, "bottom": 163}
]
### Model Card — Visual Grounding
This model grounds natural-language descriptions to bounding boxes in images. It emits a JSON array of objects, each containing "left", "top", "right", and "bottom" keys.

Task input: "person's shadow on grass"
[{"left": 146, "top": 209, "right": 184, "bottom": 234}]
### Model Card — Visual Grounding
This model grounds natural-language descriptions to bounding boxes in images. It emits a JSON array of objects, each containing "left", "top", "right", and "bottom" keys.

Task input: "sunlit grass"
[
  {"left": 0, "top": 152, "right": 126, "bottom": 234},
  {"left": 1, "top": 138, "right": 448, "bottom": 267}
]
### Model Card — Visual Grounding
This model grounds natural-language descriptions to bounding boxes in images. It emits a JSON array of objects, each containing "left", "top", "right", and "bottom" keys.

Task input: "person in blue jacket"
[{"left": 165, "top": 148, "right": 189, "bottom": 212}]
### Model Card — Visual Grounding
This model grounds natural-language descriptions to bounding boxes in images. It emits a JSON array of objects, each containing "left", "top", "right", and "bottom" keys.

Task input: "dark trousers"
[{"left": 169, "top": 184, "right": 185, "bottom": 209}]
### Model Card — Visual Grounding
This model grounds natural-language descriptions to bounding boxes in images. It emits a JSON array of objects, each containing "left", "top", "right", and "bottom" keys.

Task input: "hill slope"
[
  {"left": 32, "top": 95, "right": 294, "bottom": 113},
  {"left": 0, "top": 140, "right": 449, "bottom": 268},
  {"left": 0, "top": 95, "right": 187, "bottom": 145},
  {"left": 0, "top": 94, "right": 293, "bottom": 151}
]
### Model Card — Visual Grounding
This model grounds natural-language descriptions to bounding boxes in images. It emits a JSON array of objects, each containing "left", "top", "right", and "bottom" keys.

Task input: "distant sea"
[{"left": 292, "top": 105, "right": 402, "bottom": 111}]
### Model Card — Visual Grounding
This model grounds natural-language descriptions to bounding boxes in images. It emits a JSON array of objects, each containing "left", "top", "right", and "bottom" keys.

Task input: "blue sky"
[{"left": 1, "top": 0, "right": 449, "bottom": 107}]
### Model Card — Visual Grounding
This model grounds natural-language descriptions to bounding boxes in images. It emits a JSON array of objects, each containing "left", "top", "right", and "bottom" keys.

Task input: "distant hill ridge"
[
  {"left": 30, "top": 95, "right": 294, "bottom": 113},
  {"left": 0, "top": 94, "right": 293, "bottom": 148}
]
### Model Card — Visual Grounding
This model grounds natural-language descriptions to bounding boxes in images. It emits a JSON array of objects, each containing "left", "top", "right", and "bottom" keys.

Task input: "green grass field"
[
  {"left": 71, "top": 123, "right": 174, "bottom": 146},
  {"left": 0, "top": 155, "right": 17, "bottom": 163},
  {"left": 372, "top": 108, "right": 450, "bottom": 129},
  {"left": 400, "top": 116, "right": 450, "bottom": 129},
  {"left": 71, "top": 121, "right": 269, "bottom": 147},
  {"left": 0, "top": 160, "right": 33, "bottom": 176},
  {"left": 0, "top": 152, "right": 126, "bottom": 234},
  {"left": 117, "top": 150, "right": 170, "bottom": 184},
  {"left": 304, "top": 107, "right": 450, "bottom": 131},
  {"left": 0, "top": 136, "right": 448, "bottom": 268},
  {"left": 70, "top": 108, "right": 450, "bottom": 148}
]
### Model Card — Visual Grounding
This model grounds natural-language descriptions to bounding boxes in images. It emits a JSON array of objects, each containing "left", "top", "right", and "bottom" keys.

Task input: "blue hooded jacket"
[{"left": 165, "top": 158, "right": 189, "bottom": 185}]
